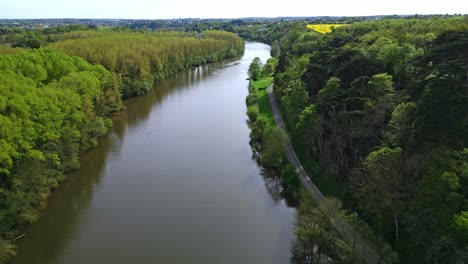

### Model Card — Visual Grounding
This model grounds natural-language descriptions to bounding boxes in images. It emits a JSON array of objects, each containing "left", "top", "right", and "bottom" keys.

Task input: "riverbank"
[
  {"left": 246, "top": 76, "right": 358, "bottom": 262},
  {"left": 7, "top": 42, "right": 295, "bottom": 264},
  {"left": 245, "top": 59, "right": 399, "bottom": 263},
  {"left": 0, "top": 31, "right": 245, "bottom": 263}
]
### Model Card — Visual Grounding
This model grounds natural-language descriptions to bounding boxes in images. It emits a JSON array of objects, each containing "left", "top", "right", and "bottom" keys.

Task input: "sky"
[{"left": 1, "top": 0, "right": 467, "bottom": 19}]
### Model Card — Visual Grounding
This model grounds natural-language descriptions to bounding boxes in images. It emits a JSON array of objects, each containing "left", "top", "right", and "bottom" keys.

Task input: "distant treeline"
[
  {"left": 50, "top": 30, "right": 244, "bottom": 98},
  {"left": 0, "top": 29, "right": 244, "bottom": 262}
]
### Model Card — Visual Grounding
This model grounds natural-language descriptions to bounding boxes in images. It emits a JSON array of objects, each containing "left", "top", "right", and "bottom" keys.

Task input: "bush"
[
  {"left": 280, "top": 163, "right": 302, "bottom": 206},
  {"left": 247, "top": 105, "right": 259, "bottom": 122},
  {"left": 246, "top": 93, "right": 258, "bottom": 106},
  {"left": 0, "top": 239, "right": 16, "bottom": 263}
]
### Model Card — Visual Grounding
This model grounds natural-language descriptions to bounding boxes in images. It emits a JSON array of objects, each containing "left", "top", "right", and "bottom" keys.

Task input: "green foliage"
[
  {"left": 292, "top": 192, "right": 357, "bottom": 264},
  {"left": 453, "top": 211, "right": 468, "bottom": 241},
  {"left": 0, "top": 238, "right": 16, "bottom": 263},
  {"left": 0, "top": 30, "right": 244, "bottom": 262},
  {"left": 406, "top": 149, "right": 467, "bottom": 262},
  {"left": 245, "top": 74, "right": 276, "bottom": 152},
  {"left": 374, "top": 41, "right": 422, "bottom": 88},
  {"left": 343, "top": 211, "right": 399, "bottom": 263},
  {"left": 354, "top": 147, "right": 404, "bottom": 241},
  {"left": 386, "top": 102, "right": 417, "bottom": 148},
  {"left": 0, "top": 48, "right": 118, "bottom": 260},
  {"left": 248, "top": 57, "right": 262, "bottom": 81},
  {"left": 261, "top": 127, "right": 287, "bottom": 168},
  {"left": 246, "top": 105, "right": 259, "bottom": 122},
  {"left": 245, "top": 93, "right": 258, "bottom": 106},
  {"left": 12, "top": 31, "right": 45, "bottom": 49},
  {"left": 269, "top": 16, "right": 468, "bottom": 262},
  {"left": 51, "top": 30, "right": 244, "bottom": 98},
  {"left": 294, "top": 105, "right": 320, "bottom": 160},
  {"left": 250, "top": 77, "right": 273, "bottom": 90},
  {"left": 282, "top": 80, "right": 309, "bottom": 126},
  {"left": 271, "top": 40, "right": 280, "bottom": 57},
  {"left": 280, "top": 164, "right": 302, "bottom": 205},
  {"left": 415, "top": 30, "right": 468, "bottom": 150},
  {"left": 0, "top": 45, "right": 24, "bottom": 55},
  {"left": 261, "top": 57, "right": 278, "bottom": 77}
]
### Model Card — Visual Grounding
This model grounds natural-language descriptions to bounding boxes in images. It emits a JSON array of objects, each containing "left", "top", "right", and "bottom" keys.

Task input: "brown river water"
[{"left": 10, "top": 42, "right": 295, "bottom": 264}]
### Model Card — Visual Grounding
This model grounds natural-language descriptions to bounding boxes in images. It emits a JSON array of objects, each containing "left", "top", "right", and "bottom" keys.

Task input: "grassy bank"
[
  {"left": 250, "top": 77, "right": 274, "bottom": 124},
  {"left": 246, "top": 76, "right": 302, "bottom": 204}
]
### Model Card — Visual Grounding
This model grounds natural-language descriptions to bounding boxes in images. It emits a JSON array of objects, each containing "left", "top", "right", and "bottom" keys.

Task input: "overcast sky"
[{"left": 1, "top": 0, "right": 466, "bottom": 19}]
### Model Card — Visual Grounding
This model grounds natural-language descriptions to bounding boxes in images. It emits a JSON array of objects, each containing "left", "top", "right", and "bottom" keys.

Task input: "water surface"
[{"left": 11, "top": 42, "right": 295, "bottom": 264}]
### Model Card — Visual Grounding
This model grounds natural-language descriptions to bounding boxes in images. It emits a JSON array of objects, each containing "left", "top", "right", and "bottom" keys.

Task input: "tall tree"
[{"left": 353, "top": 147, "right": 404, "bottom": 241}]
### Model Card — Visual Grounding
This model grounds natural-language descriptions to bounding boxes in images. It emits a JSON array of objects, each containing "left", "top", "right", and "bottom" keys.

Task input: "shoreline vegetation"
[
  {"left": 0, "top": 30, "right": 244, "bottom": 262},
  {"left": 246, "top": 58, "right": 395, "bottom": 263},
  {"left": 0, "top": 14, "right": 467, "bottom": 263},
  {"left": 246, "top": 16, "right": 467, "bottom": 263}
]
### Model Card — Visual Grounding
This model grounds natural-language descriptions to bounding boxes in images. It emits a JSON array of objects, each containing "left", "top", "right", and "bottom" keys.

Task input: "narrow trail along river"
[{"left": 10, "top": 42, "right": 295, "bottom": 264}]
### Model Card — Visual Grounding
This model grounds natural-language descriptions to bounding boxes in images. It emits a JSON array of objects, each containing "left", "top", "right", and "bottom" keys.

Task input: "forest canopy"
[
  {"left": 0, "top": 29, "right": 244, "bottom": 261},
  {"left": 50, "top": 30, "right": 244, "bottom": 98},
  {"left": 264, "top": 16, "right": 468, "bottom": 263}
]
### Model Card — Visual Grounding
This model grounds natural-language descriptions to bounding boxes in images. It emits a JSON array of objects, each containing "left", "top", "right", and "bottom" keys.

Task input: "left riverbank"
[
  {"left": 8, "top": 42, "right": 294, "bottom": 264},
  {"left": 0, "top": 30, "right": 244, "bottom": 263}
]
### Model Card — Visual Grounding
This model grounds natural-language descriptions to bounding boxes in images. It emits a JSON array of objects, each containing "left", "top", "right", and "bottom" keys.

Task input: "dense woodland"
[
  {"left": 1, "top": 16, "right": 467, "bottom": 263},
  {"left": 50, "top": 30, "right": 244, "bottom": 98},
  {"left": 248, "top": 16, "right": 467, "bottom": 263},
  {"left": 0, "top": 29, "right": 243, "bottom": 262}
]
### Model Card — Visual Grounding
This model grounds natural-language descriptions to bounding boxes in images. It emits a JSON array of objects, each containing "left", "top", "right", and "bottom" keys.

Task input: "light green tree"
[{"left": 248, "top": 57, "right": 262, "bottom": 81}]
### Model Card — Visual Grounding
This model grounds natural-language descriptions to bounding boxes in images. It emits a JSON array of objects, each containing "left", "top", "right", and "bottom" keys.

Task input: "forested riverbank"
[
  {"left": 246, "top": 16, "right": 467, "bottom": 263},
  {"left": 0, "top": 30, "right": 244, "bottom": 262},
  {"left": 1, "top": 15, "right": 467, "bottom": 263}
]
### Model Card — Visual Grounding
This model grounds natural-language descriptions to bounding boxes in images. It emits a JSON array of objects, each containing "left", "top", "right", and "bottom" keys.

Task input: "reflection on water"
[
  {"left": 261, "top": 169, "right": 285, "bottom": 203},
  {"left": 10, "top": 43, "right": 294, "bottom": 264}
]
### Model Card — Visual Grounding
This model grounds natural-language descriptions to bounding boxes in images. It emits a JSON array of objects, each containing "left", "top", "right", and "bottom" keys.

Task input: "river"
[{"left": 9, "top": 42, "right": 295, "bottom": 264}]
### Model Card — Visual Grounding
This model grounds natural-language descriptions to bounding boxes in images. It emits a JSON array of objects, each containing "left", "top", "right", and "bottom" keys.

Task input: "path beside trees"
[{"left": 267, "top": 85, "right": 381, "bottom": 264}]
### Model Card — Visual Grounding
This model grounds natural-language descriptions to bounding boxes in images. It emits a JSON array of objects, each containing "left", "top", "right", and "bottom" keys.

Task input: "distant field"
[{"left": 306, "top": 24, "right": 349, "bottom": 34}]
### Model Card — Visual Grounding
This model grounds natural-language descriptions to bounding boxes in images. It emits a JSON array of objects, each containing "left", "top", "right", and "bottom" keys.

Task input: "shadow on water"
[
  {"left": 10, "top": 44, "right": 294, "bottom": 264},
  {"left": 10, "top": 62, "right": 230, "bottom": 264},
  {"left": 114, "top": 61, "right": 230, "bottom": 135},
  {"left": 10, "top": 131, "right": 116, "bottom": 264}
]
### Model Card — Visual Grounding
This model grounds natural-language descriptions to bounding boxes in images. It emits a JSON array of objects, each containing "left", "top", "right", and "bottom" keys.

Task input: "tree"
[
  {"left": 386, "top": 102, "right": 417, "bottom": 148},
  {"left": 271, "top": 40, "right": 280, "bottom": 57},
  {"left": 354, "top": 147, "right": 404, "bottom": 241},
  {"left": 416, "top": 76, "right": 468, "bottom": 149},
  {"left": 292, "top": 192, "right": 355, "bottom": 264},
  {"left": 0, "top": 239, "right": 16, "bottom": 263},
  {"left": 248, "top": 57, "right": 262, "bottom": 81},
  {"left": 269, "top": 17, "right": 468, "bottom": 262},
  {"left": 261, "top": 58, "right": 278, "bottom": 77},
  {"left": 245, "top": 93, "right": 257, "bottom": 106},
  {"left": 246, "top": 105, "right": 259, "bottom": 122},
  {"left": 453, "top": 211, "right": 468, "bottom": 241},
  {"left": 13, "top": 31, "right": 45, "bottom": 49},
  {"left": 261, "top": 127, "right": 287, "bottom": 167},
  {"left": 376, "top": 42, "right": 422, "bottom": 88},
  {"left": 295, "top": 104, "right": 320, "bottom": 160},
  {"left": 282, "top": 80, "right": 309, "bottom": 126},
  {"left": 415, "top": 30, "right": 468, "bottom": 149},
  {"left": 410, "top": 150, "right": 464, "bottom": 262}
]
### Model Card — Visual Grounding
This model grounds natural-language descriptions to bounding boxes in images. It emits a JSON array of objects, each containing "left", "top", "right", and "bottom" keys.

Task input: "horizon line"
[{"left": 0, "top": 13, "right": 466, "bottom": 21}]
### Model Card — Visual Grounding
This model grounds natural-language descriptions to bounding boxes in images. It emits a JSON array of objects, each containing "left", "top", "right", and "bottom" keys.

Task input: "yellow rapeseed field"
[{"left": 306, "top": 24, "right": 349, "bottom": 34}]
